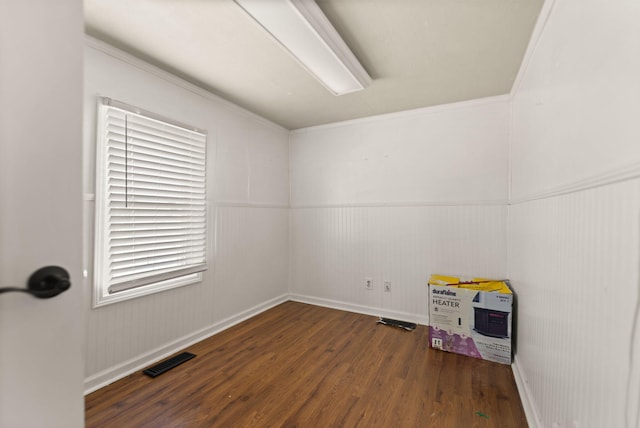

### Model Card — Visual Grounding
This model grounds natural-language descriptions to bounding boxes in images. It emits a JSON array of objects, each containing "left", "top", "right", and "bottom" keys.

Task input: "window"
[{"left": 93, "top": 98, "right": 207, "bottom": 306}]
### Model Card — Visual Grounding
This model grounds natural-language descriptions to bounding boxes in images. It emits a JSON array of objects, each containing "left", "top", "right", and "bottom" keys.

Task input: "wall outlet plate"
[
  {"left": 383, "top": 280, "right": 391, "bottom": 292},
  {"left": 365, "top": 277, "right": 373, "bottom": 290}
]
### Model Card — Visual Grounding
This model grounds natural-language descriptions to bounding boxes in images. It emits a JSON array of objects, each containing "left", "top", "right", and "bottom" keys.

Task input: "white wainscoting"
[
  {"left": 290, "top": 204, "right": 508, "bottom": 323},
  {"left": 508, "top": 178, "right": 640, "bottom": 428},
  {"left": 85, "top": 206, "right": 290, "bottom": 393},
  {"left": 84, "top": 292, "right": 288, "bottom": 394}
]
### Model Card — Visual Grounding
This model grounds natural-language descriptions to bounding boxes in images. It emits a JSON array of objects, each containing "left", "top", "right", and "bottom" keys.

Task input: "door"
[{"left": 0, "top": 1, "right": 85, "bottom": 427}]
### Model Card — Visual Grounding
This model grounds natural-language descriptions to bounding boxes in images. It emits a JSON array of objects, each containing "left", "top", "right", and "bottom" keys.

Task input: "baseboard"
[
  {"left": 288, "top": 293, "right": 430, "bottom": 326},
  {"left": 84, "top": 293, "right": 289, "bottom": 395},
  {"left": 512, "top": 354, "right": 542, "bottom": 428}
]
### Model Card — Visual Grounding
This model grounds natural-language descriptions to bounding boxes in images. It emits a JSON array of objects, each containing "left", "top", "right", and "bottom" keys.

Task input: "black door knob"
[
  {"left": 27, "top": 266, "right": 71, "bottom": 298},
  {"left": 0, "top": 266, "right": 71, "bottom": 298}
]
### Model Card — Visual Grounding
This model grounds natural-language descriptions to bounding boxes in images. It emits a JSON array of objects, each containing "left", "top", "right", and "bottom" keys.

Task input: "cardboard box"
[{"left": 428, "top": 275, "right": 513, "bottom": 364}]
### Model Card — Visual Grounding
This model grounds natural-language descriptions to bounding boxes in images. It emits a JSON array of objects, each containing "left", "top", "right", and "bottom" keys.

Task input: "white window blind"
[{"left": 94, "top": 98, "right": 207, "bottom": 305}]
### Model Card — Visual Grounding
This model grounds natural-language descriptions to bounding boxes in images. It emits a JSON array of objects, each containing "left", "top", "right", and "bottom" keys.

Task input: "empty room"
[{"left": 1, "top": 0, "right": 638, "bottom": 427}]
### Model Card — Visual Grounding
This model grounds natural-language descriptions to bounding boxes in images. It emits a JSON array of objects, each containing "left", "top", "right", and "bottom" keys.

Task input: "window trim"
[{"left": 93, "top": 97, "right": 207, "bottom": 307}]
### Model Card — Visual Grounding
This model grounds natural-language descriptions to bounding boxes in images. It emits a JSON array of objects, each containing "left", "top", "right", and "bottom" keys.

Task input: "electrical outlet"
[
  {"left": 365, "top": 277, "right": 373, "bottom": 290},
  {"left": 383, "top": 281, "right": 391, "bottom": 292}
]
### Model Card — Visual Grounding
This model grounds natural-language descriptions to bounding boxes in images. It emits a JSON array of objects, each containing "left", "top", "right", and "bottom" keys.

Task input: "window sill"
[{"left": 92, "top": 272, "right": 203, "bottom": 308}]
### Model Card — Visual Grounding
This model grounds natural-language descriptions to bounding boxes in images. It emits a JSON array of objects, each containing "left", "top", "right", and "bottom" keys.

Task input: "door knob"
[
  {"left": 27, "top": 266, "right": 71, "bottom": 298},
  {"left": 0, "top": 266, "right": 71, "bottom": 299}
]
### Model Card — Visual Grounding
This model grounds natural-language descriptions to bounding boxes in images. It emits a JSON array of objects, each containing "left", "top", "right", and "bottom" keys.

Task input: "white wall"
[
  {"left": 509, "top": 1, "right": 640, "bottom": 427},
  {"left": 510, "top": 0, "right": 640, "bottom": 200},
  {"left": 291, "top": 98, "right": 509, "bottom": 206},
  {"left": 0, "top": 1, "right": 85, "bottom": 427},
  {"left": 290, "top": 97, "right": 510, "bottom": 322},
  {"left": 83, "top": 40, "right": 290, "bottom": 391}
]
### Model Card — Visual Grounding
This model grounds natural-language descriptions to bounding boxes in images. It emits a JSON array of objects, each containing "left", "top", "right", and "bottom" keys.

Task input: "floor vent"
[
  {"left": 377, "top": 317, "right": 417, "bottom": 331},
  {"left": 143, "top": 352, "right": 196, "bottom": 377}
]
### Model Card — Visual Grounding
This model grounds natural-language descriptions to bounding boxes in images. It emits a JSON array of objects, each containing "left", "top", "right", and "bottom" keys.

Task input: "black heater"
[{"left": 474, "top": 308, "right": 509, "bottom": 338}]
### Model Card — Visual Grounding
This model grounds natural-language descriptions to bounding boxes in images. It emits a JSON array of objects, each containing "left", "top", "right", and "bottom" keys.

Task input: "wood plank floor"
[{"left": 86, "top": 302, "right": 527, "bottom": 427}]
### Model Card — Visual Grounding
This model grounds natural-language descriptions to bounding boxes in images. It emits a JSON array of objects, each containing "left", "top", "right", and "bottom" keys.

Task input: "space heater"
[{"left": 473, "top": 307, "right": 509, "bottom": 338}]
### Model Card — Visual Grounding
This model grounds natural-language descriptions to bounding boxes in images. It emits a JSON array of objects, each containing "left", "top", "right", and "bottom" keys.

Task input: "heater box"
[{"left": 428, "top": 275, "right": 513, "bottom": 365}]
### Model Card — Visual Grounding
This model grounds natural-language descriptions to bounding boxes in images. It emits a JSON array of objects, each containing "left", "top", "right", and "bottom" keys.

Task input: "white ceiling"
[{"left": 84, "top": 0, "right": 543, "bottom": 130}]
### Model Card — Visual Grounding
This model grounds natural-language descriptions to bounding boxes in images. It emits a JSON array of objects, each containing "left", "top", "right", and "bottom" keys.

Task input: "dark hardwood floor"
[{"left": 85, "top": 302, "right": 527, "bottom": 427}]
